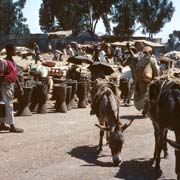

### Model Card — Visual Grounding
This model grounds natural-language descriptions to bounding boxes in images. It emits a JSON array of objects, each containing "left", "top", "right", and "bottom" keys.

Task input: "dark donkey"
[
  {"left": 147, "top": 76, "right": 180, "bottom": 180},
  {"left": 91, "top": 78, "right": 133, "bottom": 166}
]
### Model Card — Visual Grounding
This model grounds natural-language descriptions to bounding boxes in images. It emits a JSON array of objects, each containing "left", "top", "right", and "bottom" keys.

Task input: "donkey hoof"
[
  {"left": 154, "top": 166, "right": 162, "bottom": 175},
  {"left": 97, "top": 146, "right": 102, "bottom": 153},
  {"left": 113, "top": 159, "right": 121, "bottom": 166},
  {"left": 150, "top": 158, "right": 155, "bottom": 165}
]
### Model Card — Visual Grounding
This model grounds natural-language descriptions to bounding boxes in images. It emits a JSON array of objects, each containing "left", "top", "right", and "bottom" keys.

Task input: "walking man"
[{"left": 33, "top": 42, "right": 41, "bottom": 64}]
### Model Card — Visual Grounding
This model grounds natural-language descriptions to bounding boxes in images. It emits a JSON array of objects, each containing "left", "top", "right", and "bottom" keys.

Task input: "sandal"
[
  {"left": 0, "top": 124, "right": 10, "bottom": 131},
  {"left": 9, "top": 127, "right": 24, "bottom": 133}
]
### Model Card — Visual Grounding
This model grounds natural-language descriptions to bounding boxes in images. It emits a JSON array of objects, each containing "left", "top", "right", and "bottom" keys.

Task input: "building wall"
[{"left": 0, "top": 33, "right": 48, "bottom": 52}]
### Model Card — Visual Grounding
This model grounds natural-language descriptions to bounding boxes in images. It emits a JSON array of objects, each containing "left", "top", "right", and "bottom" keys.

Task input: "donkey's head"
[{"left": 95, "top": 119, "right": 134, "bottom": 166}]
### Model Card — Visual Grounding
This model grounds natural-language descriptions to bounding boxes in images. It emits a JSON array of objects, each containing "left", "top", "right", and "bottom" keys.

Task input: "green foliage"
[
  {"left": 0, "top": 0, "right": 29, "bottom": 35},
  {"left": 137, "top": 0, "right": 175, "bottom": 38},
  {"left": 112, "top": 0, "right": 139, "bottom": 39},
  {"left": 90, "top": 0, "right": 118, "bottom": 33},
  {"left": 38, "top": 0, "right": 175, "bottom": 39},
  {"left": 39, "top": 0, "right": 117, "bottom": 35},
  {"left": 39, "top": 0, "right": 56, "bottom": 33},
  {"left": 39, "top": 0, "right": 86, "bottom": 34}
]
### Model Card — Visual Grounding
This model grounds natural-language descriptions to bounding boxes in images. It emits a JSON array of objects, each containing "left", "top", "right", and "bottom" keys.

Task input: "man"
[
  {"left": 134, "top": 46, "right": 159, "bottom": 115},
  {"left": 120, "top": 45, "right": 139, "bottom": 106},
  {"left": 0, "top": 43, "right": 24, "bottom": 133},
  {"left": 33, "top": 42, "right": 41, "bottom": 64},
  {"left": 119, "top": 65, "right": 134, "bottom": 106},
  {"left": 99, "top": 46, "right": 107, "bottom": 63},
  {"left": 92, "top": 44, "right": 100, "bottom": 62},
  {"left": 114, "top": 45, "right": 122, "bottom": 64},
  {"left": 66, "top": 64, "right": 81, "bottom": 81},
  {"left": 48, "top": 42, "right": 52, "bottom": 55},
  {"left": 66, "top": 44, "right": 74, "bottom": 57},
  {"left": 122, "top": 45, "right": 139, "bottom": 81}
]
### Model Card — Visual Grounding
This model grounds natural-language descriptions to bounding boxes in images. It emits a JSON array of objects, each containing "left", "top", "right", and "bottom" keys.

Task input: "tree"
[
  {"left": 112, "top": 0, "right": 139, "bottom": 39},
  {"left": 0, "top": 0, "right": 13, "bottom": 36},
  {"left": 39, "top": 0, "right": 56, "bottom": 33},
  {"left": 39, "top": 0, "right": 86, "bottom": 35},
  {"left": 138, "top": 0, "right": 175, "bottom": 38},
  {"left": 11, "top": 0, "right": 30, "bottom": 34},
  {"left": 0, "top": 0, "right": 29, "bottom": 37},
  {"left": 39, "top": 0, "right": 117, "bottom": 35},
  {"left": 89, "top": 0, "right": 118, "bottom": 35}
]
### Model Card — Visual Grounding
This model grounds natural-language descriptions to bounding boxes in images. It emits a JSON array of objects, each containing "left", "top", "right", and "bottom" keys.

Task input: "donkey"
[
  {"left": 147, "top": 77, "right": 180, "bottom": 180},
  {"left": 91, "top": 78, "right": 133, "bottom": 166}
]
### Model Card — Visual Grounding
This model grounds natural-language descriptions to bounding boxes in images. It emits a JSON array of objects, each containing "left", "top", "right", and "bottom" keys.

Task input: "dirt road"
[{"left": 0, "top": 103, "right": 176, "bottom": 180}]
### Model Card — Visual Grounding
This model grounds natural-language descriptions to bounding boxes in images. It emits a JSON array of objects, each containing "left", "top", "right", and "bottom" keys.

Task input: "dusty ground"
[{"left": 0, "top": 101, "right": 176, "bottom": 180}]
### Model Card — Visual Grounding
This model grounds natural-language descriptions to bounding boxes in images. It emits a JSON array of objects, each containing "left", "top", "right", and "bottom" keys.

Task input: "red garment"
[{"left": 3, "top": 59, "right": 18, "bottom": 82}]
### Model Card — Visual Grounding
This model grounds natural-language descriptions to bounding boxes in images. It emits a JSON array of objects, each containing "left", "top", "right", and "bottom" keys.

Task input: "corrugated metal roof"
[
  {"left": 134, "top": 39, "right": 165, "bottom": 47},
  {"left": 111, "top": 39, "right": 165, "bottom": 48},
  {"left": 111, "top": 41, "right": 135, "bottom": 46},
  {"left": 48, "top": 30, "right": 72, "bottom": 37}
]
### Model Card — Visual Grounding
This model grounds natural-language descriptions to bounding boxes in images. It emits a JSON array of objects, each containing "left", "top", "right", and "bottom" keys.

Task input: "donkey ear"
[
  {"left": 120, "top": 119, "right": 134, "bottom": 132},
  {"left": 166, "top": 138, "right": 180, "bottom": 150}
]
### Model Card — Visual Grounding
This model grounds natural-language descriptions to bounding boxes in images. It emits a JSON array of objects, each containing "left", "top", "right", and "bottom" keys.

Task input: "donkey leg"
[
  {"left": 152, "top": 123, "right": 160, "bottom": 163},
  {"left": 97, "top": 130, "right": 104, "bottom": 152},
  {"left": 175, "top": 132, "right": 180, "bottom": 180},
  {"left": 154, "top": 129, "right": 164, "bottom": 171},
  {"left": 105, "top": 121, "right": 109, "bottom": 145},
  {"left": 163, "top": 129, "right": 169, "bottom": 159}
]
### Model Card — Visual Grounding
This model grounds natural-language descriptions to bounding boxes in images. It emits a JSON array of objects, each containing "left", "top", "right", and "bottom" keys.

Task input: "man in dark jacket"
[{"left": 66, "top": 64, "right": 81, "bottom": 81}]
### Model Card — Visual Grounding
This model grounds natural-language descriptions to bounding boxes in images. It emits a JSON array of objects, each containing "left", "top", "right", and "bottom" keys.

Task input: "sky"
[{"left": 22, "top": 0, "right": 180, "bottom": 42}]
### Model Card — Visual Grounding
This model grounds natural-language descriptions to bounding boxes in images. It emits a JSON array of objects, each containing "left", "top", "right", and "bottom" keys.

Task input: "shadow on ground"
[
  {"left": 68, "top": 145, "right": 114, "bottom": 167},
  {"left": 115, "top": 158, "right": 165, "bottom": 180},
  {"left": 69, "top": 147, "right": 175, "bottom": 179},
  {"left": 120, "top": 115, "right": 146, "bottom": 120}
]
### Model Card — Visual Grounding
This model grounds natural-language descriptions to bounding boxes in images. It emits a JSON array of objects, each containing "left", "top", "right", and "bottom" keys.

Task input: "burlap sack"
[{"left": 143, "top": 62, "right": 152, "bottom": 83}]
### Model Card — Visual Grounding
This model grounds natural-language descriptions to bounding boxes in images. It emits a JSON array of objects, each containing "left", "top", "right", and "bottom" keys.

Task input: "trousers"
[{"left": 0, "top": 82, "right": 15, "bottom": 124}]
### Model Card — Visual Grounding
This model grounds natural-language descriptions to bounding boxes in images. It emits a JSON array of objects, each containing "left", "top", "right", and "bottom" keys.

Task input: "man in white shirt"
[
  {"left": 99, "top": 47, "right": 106, "bottom": 63},
  {"left": 114, "top": 46, "right": 122, "bottom": 64},
  {"left": 66, "top": 44, "right": 74, "bottom": 57}
]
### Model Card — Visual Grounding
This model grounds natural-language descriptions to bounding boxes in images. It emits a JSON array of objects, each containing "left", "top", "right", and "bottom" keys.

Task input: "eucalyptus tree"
[
  {"left": 138, "top": 0, "right": 175, "bottom": 38},
  {"left": 39, "top": 0, "right": 118, "bottom": 35},
  {"left": 0, "top": 0, "right": 14, "bottom": 35},
  {"left": 39, "top": 0, "right": 86, "bottom": 35},
  {"left": 0, "top": 0, "right": 29, "bottom": 38},
  {"left": 112, "top": 0, "right": 139, "bottom": 39},
  {"left": 11, "top": 0, "right": 30, "bottom": 34},
  {"left": 90, "top": 0, "right": 118, "bottom": 35},
  {"left": 39, "top": 0, "right": 55, "bottom": 33}
]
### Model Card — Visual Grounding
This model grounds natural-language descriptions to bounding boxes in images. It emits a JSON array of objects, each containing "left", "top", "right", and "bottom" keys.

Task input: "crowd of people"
[{"left": 0, "top": 39, "right": 170, "bottom": 133}]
